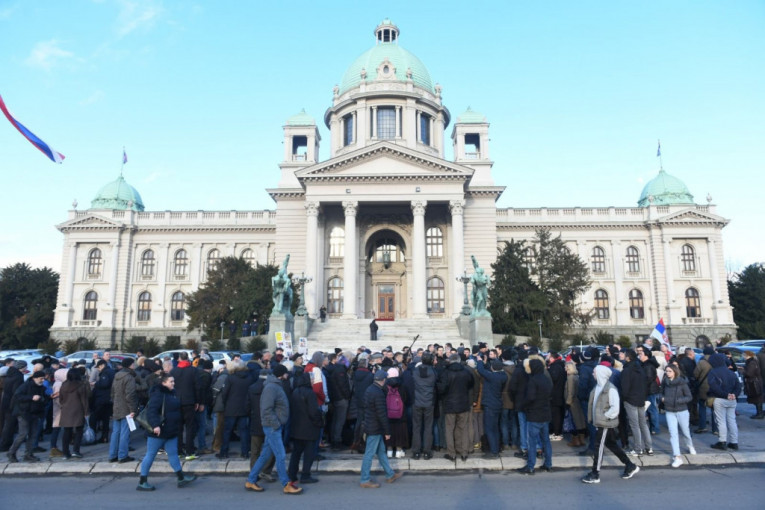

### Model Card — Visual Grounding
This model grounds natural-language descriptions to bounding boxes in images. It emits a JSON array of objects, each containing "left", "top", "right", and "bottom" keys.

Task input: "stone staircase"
[{"left": 304, "top": 317, "right": 466, "bottom": 353}]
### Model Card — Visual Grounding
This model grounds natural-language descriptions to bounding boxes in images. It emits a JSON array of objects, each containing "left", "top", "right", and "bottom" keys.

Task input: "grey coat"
[
  {"left": 110, "top": 369, "right": 137, "bottom": 418},
  {"left": 413, "top": 365, "right": 437, "bottom": 408},
  {"left": 260, "top": 374, "right": 289, "bottom": 429},
  {"left": 661, "top": 376, "right": 692, "bottom": 412}
]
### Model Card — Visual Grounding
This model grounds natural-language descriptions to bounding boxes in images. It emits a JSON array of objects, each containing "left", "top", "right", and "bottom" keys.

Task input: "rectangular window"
[
  {"left": 343, "top": 114, "right": 354, "bottom": 146},
  {"left": 377, "top": 107, "right": 395, "bottom": 139},
  {"left": 420, "top": 113, "right": 431, "bottom": 145}
]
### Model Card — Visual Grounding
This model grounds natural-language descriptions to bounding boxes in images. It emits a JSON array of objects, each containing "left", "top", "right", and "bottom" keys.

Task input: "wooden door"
[{"left": 378, "top": 284, "right": 395, "bottom": 320}]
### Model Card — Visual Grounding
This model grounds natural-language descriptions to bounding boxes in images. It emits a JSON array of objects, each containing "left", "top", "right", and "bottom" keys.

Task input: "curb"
[{"left": 3, "top": 452, "right": 763, "bottom": 476}]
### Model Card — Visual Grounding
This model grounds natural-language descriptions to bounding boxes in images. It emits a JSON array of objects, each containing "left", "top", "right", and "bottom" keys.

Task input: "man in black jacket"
[
  {"left": 519, "top": 359, "right": 553, "bottom": 474},
  {"left": 0, "top": 361, "right": 25, "bottom": 451},
  {"left": 170, "top": 352, "right": 201, "bottom": 459},
  {"left": 359, "top": 370, "right": 403, "bottom": 488},
  {"left": 622, "top": 349, "right": 652, "bottom": 456},
  {"left": 288, "top": 373, "right": 323, "bottom": 484},
  {"left": 196, "top": 360, "right": 214, "bottom": 455},
  {"left": 547, "top": 353, "right": 566, "bottom": 440},
  {"left": 8, "top": 371, "right": 49, "bottom": 462},
  {"left": 326, "top": 353, "right": 351, "bottom": 450},
  {"left": 437, "top": 354, "right": 474, "bottom": 461}
]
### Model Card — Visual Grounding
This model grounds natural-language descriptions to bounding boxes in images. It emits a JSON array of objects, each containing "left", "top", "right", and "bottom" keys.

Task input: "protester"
[
  {"left": 288, "top": 372, "right": 323, "bottom": 484},
  {"left": 59, "top": 366, "right": 90, "bottom": 459},
  {"left": 518, "top": 358, "right": 553, "bottom": 474},
  {"left": 219, "top": 360, "right": 252, "bottom": 459},
  {"left": 693, "top": 346, "right": 715, "bottom": 433},
  {"left": 661, "top": 364, "right": 695, "bottom": 467},
  {"left": 621, "top": 349, "right": 652, "bottom": 456},
  {"left": 170, "top": 352, "right": 201, "bottom": 460},
  {"left": 707, "top": 353, "right": 742, "bottom": 450},
  {"left": 109, "top": 356, "right": 138, "bottom": 463},
  {"left": 743, "top": 350, "right": 763, "bottom": 419},
  {"left": 475, "top": 358, "right": 507, "bottom": 459},
  {"left": 411, "top": 352, "right": 437, "bottom": 460},
  {"left": 7, "top": 371, "right": 49, "bottom": 462},
  {"left": 438, "top": 353, "right": 474, "bottom": 461},
  {"left": 564, "top": 362, "right": 586, "bottom": 447},
  {"left": 359, "top": 370, "right": 404, "bottom": 488}
]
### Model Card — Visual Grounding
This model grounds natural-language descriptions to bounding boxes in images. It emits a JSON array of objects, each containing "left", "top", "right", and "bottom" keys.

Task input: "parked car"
[
  {"left": 726, "top": 339, "right": 765, "bottom": 348},
  {"left": 561, "top": 344, "right": 607, "bottom": 360},
  {"left": 153, "top": 349, "right": 232, "bottom": 366},
  {"left": 0, "top": 349, "right": 43, "bottom": 359},
  {"left": 65, "top": 350, "right": 104, "bottom": 364}
]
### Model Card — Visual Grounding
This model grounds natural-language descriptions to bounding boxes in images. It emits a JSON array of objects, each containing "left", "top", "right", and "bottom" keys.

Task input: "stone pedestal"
[
  {"left": 456, "top": 315, "right": 471, "bottom": 340},
  {"left": 294, "top": 315, "right": 313, "bottom": 340},
  {"left": 267, "top": 315, "right": 294, "bottom": 352},
  {"left": 469, "top": 315, "right": 493, "bottom": 344}
]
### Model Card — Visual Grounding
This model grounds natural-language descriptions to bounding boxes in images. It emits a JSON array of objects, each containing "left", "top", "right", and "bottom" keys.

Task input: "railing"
[
  {"left": 73, "top": 320, "right": 101, "bottom": 327},
  {"left": 682, "top": 317, "right": 711, "bottom": 324}
]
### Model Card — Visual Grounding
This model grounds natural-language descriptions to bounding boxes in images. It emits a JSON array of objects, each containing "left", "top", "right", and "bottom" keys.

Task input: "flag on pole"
[
  {"left": 0, "top": 94, "right": 65, "bottom": 163},
  {"left": 650, "top": 318, "right": 669, "bottom": 346},
  {"left": 656, "top": 140, "right": 661, "bottom": 158},
  {"left": 122, "top": 148, "right": 128, "bottom": 164}
]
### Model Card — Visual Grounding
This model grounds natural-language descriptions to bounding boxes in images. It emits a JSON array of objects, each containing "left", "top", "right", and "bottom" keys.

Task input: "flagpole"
[
  {"left": 657, "top": 139, "right": 663, "bottom": 171},
  {"left": 120, "top": 146, "right": 125, "bottom": 177}
]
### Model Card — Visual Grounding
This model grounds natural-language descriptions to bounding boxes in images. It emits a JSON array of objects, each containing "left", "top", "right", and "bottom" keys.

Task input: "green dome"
[
  {"left": 638, "top": 169, "right": 694, "bottom": 207},
  {"left": 456, "top": 107, "right": 487, "bottom": 124},
  {"left": 339, "top": 22, "right": 433, "bottom": 94},
  {"left": 91, "top": 175, "right": 145, "bottom": 211},
  {"left": 286, "top": 109, "right": 315, "bottom": 126}
]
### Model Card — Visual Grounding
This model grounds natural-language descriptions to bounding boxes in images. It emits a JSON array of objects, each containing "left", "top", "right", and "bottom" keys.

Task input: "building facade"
[{"left": 50, "top": 20, "right": 736, "bottom": 348}]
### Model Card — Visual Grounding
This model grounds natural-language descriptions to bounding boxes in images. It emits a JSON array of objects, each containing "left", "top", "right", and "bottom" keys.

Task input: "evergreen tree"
[
  {"left": 0, "top": 263, "right": 59, "bottom": 349},
  {"left": 728, "top": 263, "right": 765, "bottom": 339}
]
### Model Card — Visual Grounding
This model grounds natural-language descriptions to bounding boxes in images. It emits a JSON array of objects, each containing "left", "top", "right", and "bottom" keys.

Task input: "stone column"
[
  {"left": 411, "top": 200, "right": 428, "bottom": 317},
  {"left": 706, "top": 238, "right": 721, "bottom": 321},
  {"left": 395, "top": 106, "right": 401, "bottom": 138},
  {"left": 65, "top": 242, "right": 78, "bottom": 307},
  {"left": 371, "top": 107, "right": 377, "bottom": 139},
  {"left": 305, "top": 202, "right": 320, "bottom": 317},
  {"left": 662, "top": 237, "right": 674, "bottom": 323},
  {"left": 610, "top": 240, "right": 623, "bottom": 325},
  {"left": 342, "top": 201, "right": 358, "bottom": 318},
  {"left": 191, "top": 243, "right": 203, "bottom": 288},
  {"left": 449, "top": 200, "right": 465, "bottom": 316},
  {"left": 108, "top": 239, "right": 120, "bottom": 309}
]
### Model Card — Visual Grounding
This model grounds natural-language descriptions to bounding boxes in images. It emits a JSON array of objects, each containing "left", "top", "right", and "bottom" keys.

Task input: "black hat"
[
  {"left": 272, "top": 364, "right": 288, "bottom": 378},
  {"left": 121, "top": 357, "right": 134, "bottom": 368},
  {"left": 32, "top": 370, "right": 46, "bottom": 379},
  {"left": 703, "top": 346, "right": 715, "bottom": 355}
]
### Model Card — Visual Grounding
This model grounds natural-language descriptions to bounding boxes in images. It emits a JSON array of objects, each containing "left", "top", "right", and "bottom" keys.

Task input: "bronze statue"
[
  {"left": 470, "top": 255, "right": 491, "bottom": 317},
  {"left": 271, "top": 254, "right": 293, "bottom": 316}
]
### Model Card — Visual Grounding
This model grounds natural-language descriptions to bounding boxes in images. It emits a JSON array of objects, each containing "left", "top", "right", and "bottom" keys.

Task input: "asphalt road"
[{"left": 1, "top": 466, "right": 762, "bottom": 509}]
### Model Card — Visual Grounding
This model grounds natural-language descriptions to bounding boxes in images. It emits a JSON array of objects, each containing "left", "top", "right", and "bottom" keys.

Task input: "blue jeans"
[
  {"left": 526, "top": 421, "right": 552, "bottom": 470},
  {"left": 141, "top": 435, "right": 182, "bottom": 476},
  {"left": 501, "top": 409, "right": 519, "bottom": 447},
  {"left": 483, "top": 407, "right": 501, "bottom": 454},
  {"left": 360, "top": 434, "right": 394, "bottom": 484},
  {"left": 647, "top": 394, "right": 660, "bottom": 434},
  {"left": 222, "top": 416, "right": 249, "bottom": 456},
  {"left": 195, "top": 410, "right": 207, "bottom": 450},
  {"left": 517, "top": 411, "right": 528, "bottom": 451},
  {"left": 248, "top": 426, "right": 289, "bottom": 486},
  {"left": 109, "top": 418, "right": 130, "bottom": 460},
  {"left": 697, "top": 399, "right": 718, "bottom": 432}
]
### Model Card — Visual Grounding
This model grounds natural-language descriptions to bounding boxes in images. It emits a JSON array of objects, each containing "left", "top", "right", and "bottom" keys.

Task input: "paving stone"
[
  {"left": 224, "top": 459, "right": 249, "bottom": 474},
  {"left": 460, "top": 457, "right": 503, "bottom": 470},
  {"left": 47, "top": 461, "right": 95, "bottom": 474},
  {"left": 683, "top": 453, "right": 736, "bottom": 465},
  {"left": 183, "top": 460, "right": 228, "bottom": 473},
  {"left": 406, "top": 457, "right": 452, "bottom": 471},
  {"left": 4, "top": 462, "right": 51, "bottom": 474},
  {"left": 730, "top": 451, "right": 765, "bottom": 463},
  {"left": 92, "top": 461, "right": 138, "bottom": 473}
]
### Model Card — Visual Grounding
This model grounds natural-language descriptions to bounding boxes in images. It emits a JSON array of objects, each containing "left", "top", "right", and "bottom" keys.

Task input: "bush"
[
  {"left": 143, "top": 338, "right": 161, "bottom": 357},
  {"left": 124, "top": 336, "right": 146, "bottom": 354},
  {"left": 616, "top": 335, "right": 632, "bottom": 347},
  {"left": 567, "top": 332, "right": 589, "bottom": 346},
  {"left": 206, "top": 337, "right": 224, "bottom": 351},
  {"left": 547, "top": 336, "right": 566, "bottom": 354},
  {"left": 227, "top": 336, "right": 241, "bottom": 351},
  {"left": 500, "top": 334, "right": 516, "bottom": 347},
  {"left": 244, "top": 336, "right": 267, "bottom": 353},
  {"left": 37, "top": 338, "right": 61, "bottom": 355},
  {"left": 185, "top": 338, "right": 201, "bottom": 352},
  {"left": 591, "top": 330, "right": 614, "bottom": 346},
  {"left": 64, "top": 338, "right": 97, "bottom": 354},
  {"left": 163, "top": 336, "right": 181, "bottom": 351}
]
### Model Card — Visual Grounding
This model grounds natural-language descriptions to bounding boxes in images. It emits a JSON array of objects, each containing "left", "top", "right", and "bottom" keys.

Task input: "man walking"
[
  {"left": 108, "top": 357, "right": 138, "bottom": 463},
  {"left": 8, "top": 371, "right": 49, "bottom": 462},
  {"left": 170, "top": 352, "right": 201, "bottom": 459},
  {"left": 360, "top": 370, "right": 404, "bottom": 488}
]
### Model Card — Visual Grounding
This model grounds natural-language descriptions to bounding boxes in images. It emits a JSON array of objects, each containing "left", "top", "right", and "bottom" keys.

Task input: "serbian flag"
[
  {"left": 0, "top": 94, "right": 65, "bottom": 163},
  {"left": 650, "top": 318, "right": 670, "bottom": 346},
  {"left": 122, "top": 148, "right": 128, "bottom": 164}
]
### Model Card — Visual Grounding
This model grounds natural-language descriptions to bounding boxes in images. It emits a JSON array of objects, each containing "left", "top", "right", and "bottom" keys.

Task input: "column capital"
[
  {"left": 342, "top": 200, "right": 358, "bottom": 217},
  {"left": 305, "top": 201, "right": 321, "bottom": 217},
  {"left": 448, "top": 200, "right": 465, "bottom": 216},
  {"left": 411, "top": 200, "right": 428, "bottom": 217}
]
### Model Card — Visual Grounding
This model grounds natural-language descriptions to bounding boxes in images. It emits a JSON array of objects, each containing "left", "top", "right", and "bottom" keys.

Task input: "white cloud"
[
  {"left": 25, "top": 40, "right": 75, "bottom": 70},
  {"left": 116, "top": 0, "right": 163, "bottom": 37},
  {"left": 80, "top": 90, "right": 105, "bottom": 105}
]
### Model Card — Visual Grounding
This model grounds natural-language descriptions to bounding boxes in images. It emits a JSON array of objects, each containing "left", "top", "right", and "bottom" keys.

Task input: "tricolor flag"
[
  {"left": 650, "top": 318, "right": 669, "bottom": 346},
  {"left": 656, "top": 140, "right": 661, "bottom": 158},
  {"left": 122, "top": 149, "right": 128, "bottom": 165},
  {"left": 0, "top": 94, "right": 65, "bottom": 163}
]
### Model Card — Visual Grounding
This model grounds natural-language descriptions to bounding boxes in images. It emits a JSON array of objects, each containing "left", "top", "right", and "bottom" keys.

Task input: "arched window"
[
  {"left": 524, "top": 246, "right": 536, "bottom": 272},
  {"left": 87, "top": 248, "right": 102, "bottom": 276},
  {"left": 171, "top": 291, "right": 185, "bottom": 321},
  {"left": 685, "top": 288, "right": 701, "bottom": 318},
  {"left": 207, "top": 249, "right": 221, "bottom": 273},
  {"left": 591, "top": 246, "right": 606, "bottom": 273},
  {"left": 83, "top": 291, "right": 98, "bottom": 321},
  {"left": 594, "top": 289, "right": 610, "bottom": 319},
  {"left": 327, "top": 277, "right": 343, "bottom": 314},
  {"left": 681, "top": 244, "right": 696, "bottom": 272},
  {"left": 626, "top": 246, "right": 640, "bottom": 273},
  {"left": 426, "top": 227, "right": 443, "bottom": 257},
  {"left": 141, "top": 249, "right": 155, "bottom": 277},
  {"left": 629, "top": 289, "right": 644, "bottom": 319},
  {"left": 137, "top": 291, "right": 152, "bottom": 321},
  {"left": 371, "top": 239, "right": 405, "bottom": 263},
  {"left": 329, "top": 227, "right": 344, "bottom": 258},
  {"left": 173, "top": 249, "right": 188, "bottom": 277},
  {"left": 427, "top": 277, "right": 445, "bottom": 313},
  {"left": 241, "top": 248, "right": 255, "bottom": 266}
]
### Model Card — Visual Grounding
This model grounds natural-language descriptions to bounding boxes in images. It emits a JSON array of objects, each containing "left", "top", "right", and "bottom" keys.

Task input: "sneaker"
[
  {"left": 621, "top": 464, "right": 640, "bottom": 479},
  {"left": 118, "top": 456, "right": 135, "bottom": 463},
  {"left": 710, "top": 441, "right": 727, "bottom": 450},
  {"left": 360, "top": 481, "right": 381, "bottom": 489},
  {"left": 283, "top": 482, "right": 303, "bottom": 495},
  {"left": 108, "top": 457, "right": 118, "bottom": 463},
  {"left": 7, "top": 453, "right": 19, "bottom": 463},
  {"left": 645, "top": 448, "right": 654, "bottom": 456},
  {"left": 185, "top": 454, "right": 199, "bottom": 461},
  {"left": 177, "top": 474, "right": 197, "bottom": 487},
  {"left": 727, "top": 443, "right": 739, "bottom": 451},
  {"left": 49, "top": 447, "right": 63, "bottom": 457},
  {"left": 516, "top": 466, "right": 535, "bottom": 475},
  {"left": 581, "top": 472, "right": 600, "bottom": 484},
  {"left": 423, "top": 452, "right": 432, "bottom": 460},
  {"left": 386, "top": 471, "right": 404, "bottom": 484},
  {"left": 71, "top": 452, "right": 83, "bottom": 459},
  {"left": 136, "top": 482, "right": 156, "bottom": 491},
  {"left": 671, "top": 457, "right": 683, "bottom": 468},
  {"left": 443, "top": 454, "right": 456, "bottom": 461},
  {"left": 245, "top": 481, "right": 264, "bottom": 492},
  {"left": 513, "top": 450, "right": 528, "bottom": 459},
  {"left": 689, "top": 447, "right": 697, "bottom": 455},
  {"left": 627, "top": 449, "right": 643, "bottom": 456},
  {"left": 158, "top": 448, "right": 167, "bottom": 455},
  {"left": 412, "top": 452, "right": 421, "bottom": 460},
  {"left": 549, "top": 434, "right": 563, "bottom": 441},
  {"left": 386, "top": 450, "right": 393, "bottom": 458},
  {"left": 395, "top": 450, "right": 406, "bottom": 459}
]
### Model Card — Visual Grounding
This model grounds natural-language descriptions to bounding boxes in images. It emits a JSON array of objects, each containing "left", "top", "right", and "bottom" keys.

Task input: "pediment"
[
  {"left": 57, "top": 213, "right": 124, "bottom": 232},
  {"left": 656, "top": 207, "right": 729, "bottom": 226},
  {"left": 295, "top": 142, "right": 474, "bottom": 182}
]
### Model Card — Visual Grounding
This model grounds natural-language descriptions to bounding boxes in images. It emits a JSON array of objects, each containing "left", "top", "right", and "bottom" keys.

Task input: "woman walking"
[
  {"left": 661, "top": 364, "right": 696, "bottom": 468},
  {"left": 59, "top": 367, "right": 90, "bottom": 459},
  {"left": 743, "top": 350, "right": 764, "bottom": 419},
  {"left": 137, "top": 374, "right": 197, "bottom": 491}
]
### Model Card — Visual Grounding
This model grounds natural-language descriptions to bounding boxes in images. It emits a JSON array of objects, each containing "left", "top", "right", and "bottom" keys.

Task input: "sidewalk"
[{"left": 4, "top": 403, "right": 764, "bottom": 476}]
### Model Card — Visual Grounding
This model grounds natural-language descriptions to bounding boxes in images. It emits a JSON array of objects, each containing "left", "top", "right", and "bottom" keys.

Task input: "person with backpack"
[
  {"left": 359, "top": 370, "right": 404, "bottom": 488},
  {"left": 384, "top": 367, "right": 408, "bottom": 458}
]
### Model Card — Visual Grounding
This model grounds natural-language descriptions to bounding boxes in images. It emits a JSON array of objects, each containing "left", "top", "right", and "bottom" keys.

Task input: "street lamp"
[
  {"left": 220, "top": 321, "right": 225, "bottom": 343},
  {"left": 456, "top": 269, "right": 472, "bottom": 316},
  {"left": 537, "top": 318, "right": 543, "bottom": 341},
  {"left": 291, "top": 272, "right": 313, "bottom": 317}
]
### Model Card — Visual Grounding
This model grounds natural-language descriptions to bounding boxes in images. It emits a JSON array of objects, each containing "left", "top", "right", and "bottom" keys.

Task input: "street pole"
[
  {"left": 291, "top": 271, "right": 313, "bottom": 317},
  {"left": 537, "top": 319, "right": 543, "bottom": 342},
  {"left": 456, "top": 269, "right": 472, "bottom": 316},
  {"left": 220, "top": 321, "right": 225, "bottom": 343}
]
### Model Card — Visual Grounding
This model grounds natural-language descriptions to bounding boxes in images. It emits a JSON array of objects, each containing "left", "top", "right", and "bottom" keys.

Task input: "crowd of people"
[{"left": 0, "top": 339, "right": 763, "bottom": 492}]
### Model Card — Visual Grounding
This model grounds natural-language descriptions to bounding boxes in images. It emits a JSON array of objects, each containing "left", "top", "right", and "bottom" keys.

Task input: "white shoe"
[
  {"left": 689, "top": 447, "right": 697, "bottom": 455},
  {"left": 395, "top": 450, "right": 406, "bottom": 458},
  {"left": 671, "top": 456, "right": 683, "bottom": 468},
  {"left": 387, "top": 450, "right": 393, "bottom": 458}
]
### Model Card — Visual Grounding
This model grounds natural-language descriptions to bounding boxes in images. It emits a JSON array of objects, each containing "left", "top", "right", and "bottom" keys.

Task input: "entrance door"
[{"left": 378, "top": 284, "right": 395, "bottom": 320}]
